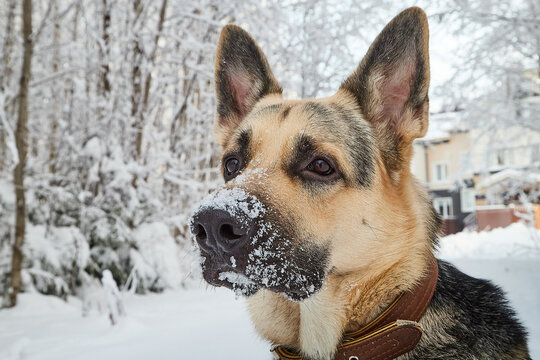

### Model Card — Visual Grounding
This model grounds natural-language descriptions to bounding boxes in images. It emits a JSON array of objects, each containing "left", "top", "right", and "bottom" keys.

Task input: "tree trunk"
[
  {"left": 130, "top": 0, "right": 143, "bottom": 158},
  {"left": 101, "top": 0, "right": 111, "bottom": 94},
  {"left": 49, "top": 0, "right": 60, "bottom": 174},
  {"left": 0, "top": 131, "right": 6, "bottom": 171},
  {"left": 98, "top": 0, "right": 111, "bottom": 129},
  {"left": 132, "top": 0, "right": 167, "bottom": 161},
  {"left": 9, "top": 0, "right": 33, "bottom": 308},
  {"left": 98, "top": 0, "right": 111, "bottom": 147},
  {"left": 66, "top": 1, "right": 80, "bottom": 135}
]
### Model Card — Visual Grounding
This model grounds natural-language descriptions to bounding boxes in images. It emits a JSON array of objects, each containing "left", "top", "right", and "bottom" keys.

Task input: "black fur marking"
[
  {"left": 278, "top": 106, "right": 292, "bottom": 122},
  {"left": 331, "top": 103, "right": 376, "bottom": 187},
  {"left": 328, "top": 102, "right": 357, "bottom": 124},
  {"left": 237, "top": 128, "right": 252, "bottom": 166},
  {"left": 250, "top": 104, "right": 282, "bottom": 119},
  {"left": 284, "top": 134, "right": 317, "bottom": 178},
  {"left": 405, "top": 260, "right": 531, "bottom": 359},
  {"left": 378, "top": 132, "right": 403, "bottom": 176},
  {"left": 303, "top": 102, "right": 334, "bottom": 124}
]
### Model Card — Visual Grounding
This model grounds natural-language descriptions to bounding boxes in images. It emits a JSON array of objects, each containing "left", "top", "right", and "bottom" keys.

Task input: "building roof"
[
  {"left": 419, "top": 111, "right": 467, "bottom": 142},
  {"left": 477, "top": 168, "right": 540, "bottom": 190}
]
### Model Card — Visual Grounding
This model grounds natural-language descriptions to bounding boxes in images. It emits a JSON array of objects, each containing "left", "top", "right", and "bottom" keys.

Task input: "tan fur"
[{"left": 247, "top": 290, "right": 301, "bottom": 346}]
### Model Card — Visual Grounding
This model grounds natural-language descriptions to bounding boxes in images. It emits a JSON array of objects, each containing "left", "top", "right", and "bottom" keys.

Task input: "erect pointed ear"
[
  {"left": 340, "top": 7, "right": 430, "bottom": 177},
  {"left": 214, "top": 25, "right": 282, "bottom": 146}
]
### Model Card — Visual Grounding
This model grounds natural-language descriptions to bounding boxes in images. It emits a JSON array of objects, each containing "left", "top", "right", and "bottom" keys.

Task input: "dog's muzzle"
[{"left": 190, "top": 187, "right": 329, "bottom": 301}]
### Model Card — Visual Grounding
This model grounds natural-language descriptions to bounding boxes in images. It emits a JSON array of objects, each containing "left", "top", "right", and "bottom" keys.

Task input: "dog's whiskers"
[{"left": 362, "top": 218, "right": 380, "bottom": 241}]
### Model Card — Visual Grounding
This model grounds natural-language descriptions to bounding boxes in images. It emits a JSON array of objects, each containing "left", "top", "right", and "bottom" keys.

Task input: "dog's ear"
[
  {"left": 214, "top": 25, "right": 282, "bottom": 146},
  {"left": 340, "top": 7, "right": 429, "bottom": 177}
]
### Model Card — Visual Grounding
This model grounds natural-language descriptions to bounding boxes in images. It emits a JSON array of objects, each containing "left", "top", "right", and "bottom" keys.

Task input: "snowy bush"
[
  {"left": 0, "top": 162, "right": 200, "bottom": 300},
  {"left": 102, "top": 269, "right": 125, "bottom": 325}
]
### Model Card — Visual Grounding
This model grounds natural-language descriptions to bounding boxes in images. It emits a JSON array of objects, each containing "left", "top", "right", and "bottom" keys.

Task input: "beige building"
[{"left": 411, "top": 112, "right": 540, "bottom": 233}]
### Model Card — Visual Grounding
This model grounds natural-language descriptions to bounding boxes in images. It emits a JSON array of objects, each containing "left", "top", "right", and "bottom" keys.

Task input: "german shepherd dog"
[{"left": 190, "top": 7, "right": 530, "bottom": 360}]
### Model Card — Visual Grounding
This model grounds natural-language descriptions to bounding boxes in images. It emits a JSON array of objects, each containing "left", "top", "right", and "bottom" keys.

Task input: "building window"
[
  {"left": 460, "top": 188, "right": 476, "bottom": 213},
  {"left": 496, "top": 150, "right": 506, "bottom": 165},
  {"left": 489, "top": 149, "right": 513, "bottom": 167},
  {"left": 531, "top": 145, "right": 540, "bottom": 164},
  {"left": 433, "top": 163, "right": 448, "bottom": 183},
  {"left": 433, "top": 197, "right": 454, "bottom": 219}
]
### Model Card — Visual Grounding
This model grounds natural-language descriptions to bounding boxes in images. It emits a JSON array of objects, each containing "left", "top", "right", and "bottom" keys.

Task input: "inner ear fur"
[
  {"left": 214, "top": 25, "right": 282, "bottom": 146},
  {"left": 340, "top": 7, "right": 430, "bottom": 176}
]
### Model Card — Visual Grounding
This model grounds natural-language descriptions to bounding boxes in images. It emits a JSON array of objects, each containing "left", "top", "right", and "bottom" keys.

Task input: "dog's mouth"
[
  {"left": 200, "top": 254, "right": 259, "bottom": 297},
  {"left": 198, "top": 232, "right": 329, "bottom": 302}
]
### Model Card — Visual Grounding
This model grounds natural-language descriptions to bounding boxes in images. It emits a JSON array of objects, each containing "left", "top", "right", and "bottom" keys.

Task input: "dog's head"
[{"left": 190, "top": 7, "right": 437, "bottom": 302}]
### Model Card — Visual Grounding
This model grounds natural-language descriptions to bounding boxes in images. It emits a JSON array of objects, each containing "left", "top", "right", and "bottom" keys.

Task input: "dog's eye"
[
  {"left": 306, "top": 159, "right": 334, "bottom": 176},
  {"left": 224, "top": 157, "right": 241, "bottom": 179}
]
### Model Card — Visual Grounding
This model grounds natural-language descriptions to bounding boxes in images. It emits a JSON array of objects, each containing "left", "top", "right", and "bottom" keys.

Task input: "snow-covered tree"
[{"left": 434, "top": 0, "right": 540, "bottom": 131}]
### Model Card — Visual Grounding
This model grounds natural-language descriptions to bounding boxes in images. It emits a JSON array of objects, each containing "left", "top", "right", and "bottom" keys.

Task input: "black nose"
[{"left": 191, "top": 209, "right": 252, "bottom": 254}]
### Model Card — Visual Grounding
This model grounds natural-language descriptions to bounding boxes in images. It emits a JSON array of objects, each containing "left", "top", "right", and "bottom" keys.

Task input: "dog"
[{"left": 190, "top": 7, "right": 530, "bottom": 360}]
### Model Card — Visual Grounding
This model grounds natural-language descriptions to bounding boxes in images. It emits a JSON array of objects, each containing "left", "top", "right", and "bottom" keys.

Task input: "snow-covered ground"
[
  {"left": 438, "top": 222, "right": 540, "bottom": 259},
  {"left": 0, "top": 287, "right": 269, "bottom": 360},
  {"left": 1, "top": 224, "right": 539, "bottom": 360}
]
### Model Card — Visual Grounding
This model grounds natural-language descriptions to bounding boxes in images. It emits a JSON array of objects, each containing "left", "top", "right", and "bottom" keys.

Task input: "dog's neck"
[{"left": 247, "top": 251, "right": 431, "bottom": 360}]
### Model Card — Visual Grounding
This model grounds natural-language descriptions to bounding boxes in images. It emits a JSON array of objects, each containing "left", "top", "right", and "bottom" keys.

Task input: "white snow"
[
  {"left": 0, "top": 225, "right": 539, "bottom": 359},
  {"left": 0, "top": 288, "right": 269, "bottom": 360},
  {"left": 82, "top": 137, "right": 103, "bottom": 160},
  {"left": 230, "top": 168, "right": 268, "bottom": 186},
  {"left": 0, "top": 178, "right": 15, "bottom": 205},
  {"left": 437, "top": 223, "right": 540, "bottom": 260},
  {"left": 195, "top": 187, "right": 266, "bottom": 220},
  {"left": 218, "top": 271, "right": 254, "bottom": 286}
]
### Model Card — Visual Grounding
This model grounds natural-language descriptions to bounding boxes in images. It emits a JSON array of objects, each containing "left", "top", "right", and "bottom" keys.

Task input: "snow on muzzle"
[{"left": 190, "top": 187, "right": 330, "bottom": 301}]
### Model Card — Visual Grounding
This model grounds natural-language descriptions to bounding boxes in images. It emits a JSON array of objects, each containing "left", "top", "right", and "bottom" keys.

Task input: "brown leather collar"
[{"left": 274, "top": 257, "right": 439, "bottom": 360}]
